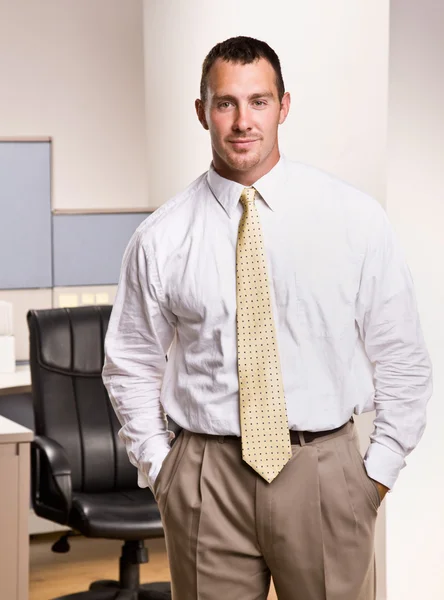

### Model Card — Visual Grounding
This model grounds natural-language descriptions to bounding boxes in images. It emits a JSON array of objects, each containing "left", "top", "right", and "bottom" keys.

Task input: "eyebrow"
[{"left": 212, "top": 91, "right": 274, "bottom": 103}]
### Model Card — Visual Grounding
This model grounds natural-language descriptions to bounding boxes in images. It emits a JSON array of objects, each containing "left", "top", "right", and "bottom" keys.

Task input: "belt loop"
[
  {"left": 218, "top": 436, "right": 225, "bottom": 444},
  {"left": 297, "top": 431, "right": 306, "bottom": 447}
]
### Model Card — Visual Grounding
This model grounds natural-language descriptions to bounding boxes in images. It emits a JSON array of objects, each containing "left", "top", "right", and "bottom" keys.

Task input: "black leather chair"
[{"left": 27, "top": 305, "right": 173, "bottom": 600}]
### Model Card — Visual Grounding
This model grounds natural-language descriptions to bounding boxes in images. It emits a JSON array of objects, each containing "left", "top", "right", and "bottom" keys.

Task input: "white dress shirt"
[{"left": 102, "top": 156, "right": 433, "bottom": 492}]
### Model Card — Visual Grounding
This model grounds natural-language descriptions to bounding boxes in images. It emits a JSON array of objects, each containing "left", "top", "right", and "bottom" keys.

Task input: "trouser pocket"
[
  {"left": 154, "top": 430, "right": 189, "bottom": 514},
  {"left": 349, "top": 435, "right": 381, "bottom": 512}
]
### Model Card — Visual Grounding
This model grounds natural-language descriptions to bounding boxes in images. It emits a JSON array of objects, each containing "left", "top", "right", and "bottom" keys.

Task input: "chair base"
[
  {"left": 51, "top": 539, "right": 171, "bottom": 599},
  {"left": 93, "top": 580, "right": 171, "bottom": 598},
  {"left": 53, "top": 580, "right": 171, "bottom": 600}
]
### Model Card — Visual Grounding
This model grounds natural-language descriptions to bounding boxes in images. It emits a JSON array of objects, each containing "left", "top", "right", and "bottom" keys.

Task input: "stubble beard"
[{"left": 224, "top": 147, "right": 262, "bottom": 172}]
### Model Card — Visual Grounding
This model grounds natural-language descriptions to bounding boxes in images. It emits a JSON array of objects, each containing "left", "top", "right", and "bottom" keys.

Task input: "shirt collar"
[{"left": 206, "top": 155, "right": 289, "bottom": 218}]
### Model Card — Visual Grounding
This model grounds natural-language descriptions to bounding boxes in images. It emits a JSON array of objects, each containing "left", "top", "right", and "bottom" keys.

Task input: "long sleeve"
[
  {"left": 102, "top": 229, "right": 177, "bottom": 492},
  {"left": 355, "top": 205, "right": 433, "bottom": 489}
]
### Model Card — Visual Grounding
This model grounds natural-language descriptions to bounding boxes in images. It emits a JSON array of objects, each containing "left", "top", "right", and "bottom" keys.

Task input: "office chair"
[{"left": 27, "top": 305, "right": 174, "bottom": 600}]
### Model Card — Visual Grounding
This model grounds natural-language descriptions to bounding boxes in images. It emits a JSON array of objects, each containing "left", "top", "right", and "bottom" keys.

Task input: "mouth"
[{"left": 228, "top": 139, "right": 260, "bottom": 150}]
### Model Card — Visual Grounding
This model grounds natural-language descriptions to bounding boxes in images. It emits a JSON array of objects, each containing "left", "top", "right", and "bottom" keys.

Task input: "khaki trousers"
[{"left": 154, "top": 420, "right": 381, "bottom": 600}]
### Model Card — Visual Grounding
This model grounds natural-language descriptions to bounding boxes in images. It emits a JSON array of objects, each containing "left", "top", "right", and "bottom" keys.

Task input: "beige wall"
[
  {"left": 143, "top": 0, "right": 388, "bottom": 207},
  {"left": 386, "top": 1, "right": 443, "bottom": 598},
  {"left": 0, "top": 0, "right": 148, "bottom": 212}
]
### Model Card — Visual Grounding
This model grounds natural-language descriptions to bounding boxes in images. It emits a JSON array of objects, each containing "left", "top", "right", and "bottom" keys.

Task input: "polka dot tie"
[{"left": 236, "top": 187, "right": 292, "bottom": 483}]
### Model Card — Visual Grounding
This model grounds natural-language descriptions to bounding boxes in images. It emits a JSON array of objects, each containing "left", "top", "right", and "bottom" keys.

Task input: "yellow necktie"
[{"left": 236, "top": 187, "right": 292, "bottom": 483}]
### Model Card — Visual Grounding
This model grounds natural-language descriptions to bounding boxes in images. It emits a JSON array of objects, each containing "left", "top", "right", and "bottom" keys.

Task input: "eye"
[
  {"left": 218, "top": 101, "right": 232, "bottom": 109},
  {"left": 253, "top": 100, "right": 267, "bottom": 107}
]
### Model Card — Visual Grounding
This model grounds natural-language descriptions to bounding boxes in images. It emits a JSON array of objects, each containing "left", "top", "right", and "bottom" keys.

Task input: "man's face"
[{"left": 196, "top": 58, "right": 290, "bottom": 185}]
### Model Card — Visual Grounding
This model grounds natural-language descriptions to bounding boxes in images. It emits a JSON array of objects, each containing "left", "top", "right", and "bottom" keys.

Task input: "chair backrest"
[{"left": 27, "top": 305, "right": 137, "bottom": 493}]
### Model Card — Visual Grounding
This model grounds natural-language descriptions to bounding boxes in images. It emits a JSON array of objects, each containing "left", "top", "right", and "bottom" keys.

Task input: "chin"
[{"left": 226, "top": 151, "right": 261, "bottom": 172}]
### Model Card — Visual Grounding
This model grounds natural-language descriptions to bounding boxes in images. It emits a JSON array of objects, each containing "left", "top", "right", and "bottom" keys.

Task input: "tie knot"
[{"left": 240, "top": 187, "right": 256, "bottom": 208}]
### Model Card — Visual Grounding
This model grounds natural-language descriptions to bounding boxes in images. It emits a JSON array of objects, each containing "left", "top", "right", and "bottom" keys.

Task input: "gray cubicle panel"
[
  {"left": 0, "top": 141, "right": 52, "bottom": 289},
  {"left": 0, "top": 392, "right": 34, "bottom": 432},
  {"left": 52, "top": 212, "right": 150, "bottom": 287}
]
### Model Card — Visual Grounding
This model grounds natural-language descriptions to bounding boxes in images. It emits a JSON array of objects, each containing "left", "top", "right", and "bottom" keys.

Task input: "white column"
[
  {"left": 143, "top": 0, "right": 388, "bottom": 207},
  {"left": 143, "top": 2, "right": 389, "bottom": 598},
  {"left": 386, "top": 1, "right": 444, "bottom": 598}
]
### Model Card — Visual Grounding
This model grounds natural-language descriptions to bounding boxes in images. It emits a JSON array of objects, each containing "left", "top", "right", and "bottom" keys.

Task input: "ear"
[
  {"left": 278, "top": 92, "right": 291, "bottom": 125},
  {"left": 195, "top": 99, "right": 209, "bottom": 130}
]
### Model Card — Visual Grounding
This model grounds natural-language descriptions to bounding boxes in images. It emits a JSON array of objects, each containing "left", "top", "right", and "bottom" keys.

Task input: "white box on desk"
[{"left": 0, "top": 336, "right": 15, "bottom": 373}]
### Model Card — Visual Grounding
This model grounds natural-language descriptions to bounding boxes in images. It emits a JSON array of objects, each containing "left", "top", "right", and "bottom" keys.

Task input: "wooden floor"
[{"left": 29, "top": 533, "right": 278, "bottom": 599}]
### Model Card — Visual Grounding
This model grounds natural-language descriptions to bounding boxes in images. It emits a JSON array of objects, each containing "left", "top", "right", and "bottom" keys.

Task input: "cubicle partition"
[
  {"left": 0, "top": 139, "right": 151, "bottom": 534},
  {"left": 0, "top": 138, "right": 151, "bottom": 362}
]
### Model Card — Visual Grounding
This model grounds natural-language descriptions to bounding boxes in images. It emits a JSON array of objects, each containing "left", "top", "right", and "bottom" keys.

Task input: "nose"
[{"left": 232, "top": 104, "right": 252, "bottom": 132}]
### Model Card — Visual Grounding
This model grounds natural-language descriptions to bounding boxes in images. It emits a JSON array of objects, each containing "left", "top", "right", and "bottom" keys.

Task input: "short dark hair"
[{"left": 200, "top": 36, "right": 285, "bottom": 105}]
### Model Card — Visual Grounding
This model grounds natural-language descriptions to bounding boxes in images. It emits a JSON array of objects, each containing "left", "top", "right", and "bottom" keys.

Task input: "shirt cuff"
[
  {"left": 363, "top": 441, "right": 406, "bottom": 490},
  {"left": 137, "top": 444, "right": 171, "bottom": 494}
]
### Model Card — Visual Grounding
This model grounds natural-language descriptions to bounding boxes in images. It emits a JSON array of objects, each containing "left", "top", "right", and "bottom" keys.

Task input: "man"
[{"left": 103, "top": 36, "right": 432, "bottom": 600}]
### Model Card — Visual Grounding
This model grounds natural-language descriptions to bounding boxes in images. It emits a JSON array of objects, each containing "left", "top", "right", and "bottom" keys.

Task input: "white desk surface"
[
  {"left": 0, "top": 365, "right": 31, "bottom": 394},
  {"left": 0, "top": 414, "right": 33, "bottom": 443}
]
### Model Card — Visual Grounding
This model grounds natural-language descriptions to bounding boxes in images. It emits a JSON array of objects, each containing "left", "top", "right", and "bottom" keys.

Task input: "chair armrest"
[{"left": 32, "top": 435, "right": 72, "bottom": 519}]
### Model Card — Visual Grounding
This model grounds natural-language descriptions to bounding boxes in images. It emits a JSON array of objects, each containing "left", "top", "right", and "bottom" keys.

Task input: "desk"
[
  {"left": 0, "top": 415, "right": 33, "bottom": 600},
  {"left": 0, "top": 365, "right": 31, "bottom": 396},
  {"left": 0, "top": 366, "right": 68, "bottom": 536}
]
